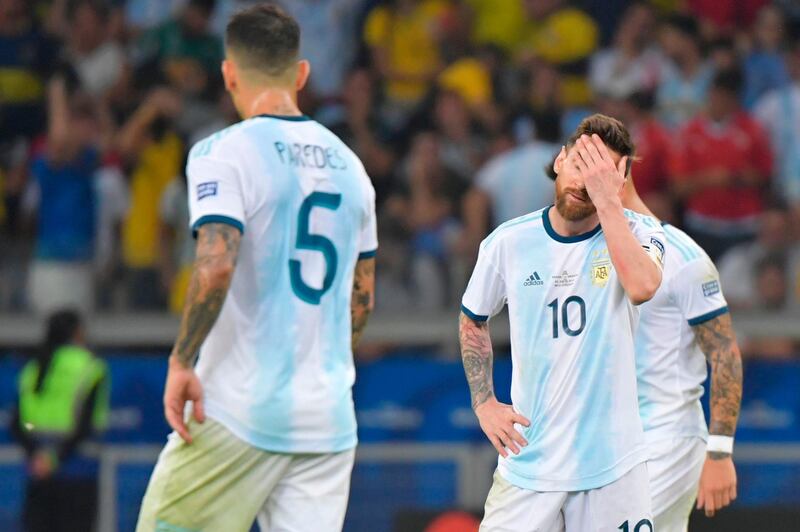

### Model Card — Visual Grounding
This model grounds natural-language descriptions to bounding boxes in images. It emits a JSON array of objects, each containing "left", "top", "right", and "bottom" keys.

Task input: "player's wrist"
[
  {"left": 593, "top": 195, "right": 623, "bottom": 216},
  {"left": 168, "top": 354, "right": 194, "bottom": 371},
  {"left": 707, "top": 435, "right": 734, "bottom": 456}
]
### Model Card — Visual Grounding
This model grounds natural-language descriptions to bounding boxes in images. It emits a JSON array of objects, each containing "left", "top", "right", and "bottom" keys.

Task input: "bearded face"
[{"left": 555, "top": 176, "right": 596, "bottom": 221}]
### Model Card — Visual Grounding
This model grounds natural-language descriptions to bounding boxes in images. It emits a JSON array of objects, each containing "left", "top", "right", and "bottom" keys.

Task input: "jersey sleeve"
[
  {"left": 187, "top": 152, "right": 246, "bottom": 237},
  {"left": 461, "top": 238, "right": 506, "bottom": 322},
  {"left": 358, "top": 182, "right": 378, "bottom": 259},
  {"left": 671, "top": 258, "right": 729, "bottom": 326},
  {"left": 630, "top": 215, "right": 666, "bottom": 269}
]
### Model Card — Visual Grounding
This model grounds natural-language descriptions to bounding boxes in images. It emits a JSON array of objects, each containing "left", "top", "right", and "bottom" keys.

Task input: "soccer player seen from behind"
[
  {"left": 623, "top": 176, "right": 743, "bottom": 531},
  {"left": 460, "top": 115, "right": 665, "bottom": 532},
  {"left": 136, "top": 5, "right": 378, "bottom": 532}
]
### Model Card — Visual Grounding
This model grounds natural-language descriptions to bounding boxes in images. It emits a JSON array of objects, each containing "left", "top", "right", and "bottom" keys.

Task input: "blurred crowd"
[{"left": 1, "top": 0, "right": 799, "bottom": 357}]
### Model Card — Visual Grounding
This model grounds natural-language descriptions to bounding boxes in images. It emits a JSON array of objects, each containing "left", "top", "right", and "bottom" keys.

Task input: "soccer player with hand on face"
[{"left": 460, "top": 115, "right": 664, "bottom": 532}]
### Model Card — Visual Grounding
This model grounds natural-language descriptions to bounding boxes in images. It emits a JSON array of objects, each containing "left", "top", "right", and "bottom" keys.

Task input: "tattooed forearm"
[
  {"left": 172, "top": 223, "right": 241, "bottom": 367},
  {"left": 459, "top": 312, "right": 494, "bottom": 410},
  {"left": 351, "top": 257, "right": 375, "bottom": 350},
  {"left": 693, "top": 312, "right": 743, "bottom": 447}
]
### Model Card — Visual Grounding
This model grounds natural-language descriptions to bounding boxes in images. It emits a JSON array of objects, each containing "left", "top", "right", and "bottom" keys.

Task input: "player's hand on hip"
[
  {"left": 474, "top": 397, "right": 530, "bottom": 458},
  {"left": 573, "top": 134, "right": 627, "bottom": 208},
  {"left": 696, "top": 454, "right": 737, "bottom": 517},
  {"left": 164, "top": 357, "right": 206, "bottom": 444}
]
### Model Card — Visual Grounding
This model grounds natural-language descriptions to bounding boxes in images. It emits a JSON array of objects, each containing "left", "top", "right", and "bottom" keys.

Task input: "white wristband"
[{"left": 707, "top": 435, "right": 734, "bottom": 454}]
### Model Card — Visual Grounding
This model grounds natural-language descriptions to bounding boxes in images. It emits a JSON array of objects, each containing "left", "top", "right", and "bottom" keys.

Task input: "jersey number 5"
[
  {"left": 547, "top": 296, "right": 586, "bottom": 338},
  {"left": 289, "top": 191, "right": 342, "bottom": 305}
]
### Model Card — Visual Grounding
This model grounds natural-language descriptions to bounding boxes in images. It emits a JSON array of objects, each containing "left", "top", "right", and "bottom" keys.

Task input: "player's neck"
[
  {"left": 548, "top": 207, "right": 600, "bottom": 237},
  {"left": 240, "top": 87, "right": 302, "bottom": 119},
  {"left": 621, "top": 183, "right": 658, "bottom": 221}
]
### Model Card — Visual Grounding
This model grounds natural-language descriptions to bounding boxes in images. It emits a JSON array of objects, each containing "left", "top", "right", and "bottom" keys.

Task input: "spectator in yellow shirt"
[
  {"left": 116, "top": 88, "right": 184, "bottom": 310},
  {"left": 461, "top": 0, "right": 526, "bottom": 54},
  {"left": 517, "top": 0, "right": 599, "bottom": 107},
  {"left": 363, "top": 0, "right": 452, "bottom": 124}
]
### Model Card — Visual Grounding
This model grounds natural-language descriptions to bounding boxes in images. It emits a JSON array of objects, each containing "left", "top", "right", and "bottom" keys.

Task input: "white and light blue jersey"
[
  {"left": 186, "top": 114, "right": 378, "bottom": 454},
  {"left": 635, "top": 223, "right": 728, "bottom": 447},
  {"left": 462, "top": 206, "right": 665, "bottom": 492}
]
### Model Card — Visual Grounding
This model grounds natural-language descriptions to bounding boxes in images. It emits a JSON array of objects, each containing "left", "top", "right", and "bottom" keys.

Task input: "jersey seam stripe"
[
  {"left": 191, "top": 215, "right": 245, "bottom": 238},
  {"left": 668, "top": 228, "right": 698, "bottom": 258},
  {"left": 666, "top": 229, "right": 694, "bottom": 261},
  {"left": 670, "top": 227, "right": 702, "bottom": 259},
  {"left": 358, "top": 249, "right": 377, "bottom": 260},
  {"left": 675, "top": 233, "right": 702, "bottom": 259},
  {"left": 687, "top": 305, "right": 729, "bottom": 326},
  {"left": 484, "top": 213, "right": 543, "bottom": 247},
  {"left": 461, "top": 304, "right": 489, "bottom": 322}
]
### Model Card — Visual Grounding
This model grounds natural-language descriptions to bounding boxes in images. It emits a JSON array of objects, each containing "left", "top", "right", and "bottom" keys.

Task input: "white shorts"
[
  {"left": 646, "top": 436, "right": 706, "bottom": 532},
  {"left": 137, "top": 418, "right": 355, "bottom": 532},
  {"left": 480, "top": 462, "right": 653, "bottom": 532}
]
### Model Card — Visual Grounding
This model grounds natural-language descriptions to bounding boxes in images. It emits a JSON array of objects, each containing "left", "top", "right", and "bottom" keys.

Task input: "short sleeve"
[
  {"left": 187, "top": 154, "right": 245, "bottom": 237},
  {"left": 461, "top": 239, "right": 506, "bottom": 321},
  {"left": 358, "top": 183, "right": 378, "bottom": 259},
  {"left": 671, "top": 258, "right": 729, "bottom": 326},
  {"left": 630, "top": 214, "right": 666, "bottom": 269}
]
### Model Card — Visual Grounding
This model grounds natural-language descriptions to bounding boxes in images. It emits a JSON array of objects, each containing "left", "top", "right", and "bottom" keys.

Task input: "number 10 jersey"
[
  {"left": 186, "top": 114, "right": 378, "bottom": 454},
  {"left": 461, "top": 206, "right": 664, "bottom": 492}
]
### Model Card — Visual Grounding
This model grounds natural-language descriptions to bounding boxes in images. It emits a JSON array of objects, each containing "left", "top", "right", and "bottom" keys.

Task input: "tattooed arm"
[
  {"left": 459, "top": 313, "right": 529, "bottom": 457},
  {"left": 351, "top": 257, "right": 375, "bottom": 350},
  {"left": 459, "top": 312, "right": 495, "bottom": 410},
  {"left": 171, "top": 223, "right": 242, "bottom": 366},
  {"left": 693, "top": 312, "right": 743, "bottom": 516},
  {"left": 164, "top": 222, "right": 241, "bottom": 443},
  {"left": 696, "top": 312, "right": 743, "bottom": 443}
]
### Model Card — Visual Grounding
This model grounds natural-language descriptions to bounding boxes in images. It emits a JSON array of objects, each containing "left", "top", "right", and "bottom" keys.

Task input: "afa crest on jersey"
[{"left": 591, "top": 249, "right": 612, "bottom": 287}]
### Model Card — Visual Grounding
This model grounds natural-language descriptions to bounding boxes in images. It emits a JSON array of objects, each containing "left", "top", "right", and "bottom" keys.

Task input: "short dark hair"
[
  {"left": 712, "top": 67, "right": 744, "bottom": 96},
  {"left": 663, "top": 14, "right": 700, "bottom": 40},
  {"left": 545, "top": 114, "right": 636, "bottom": 179},
  {"left": 189, "top": 0, "right": 217, "bottom": 16},
  {"left": 225, "top": 3, "right": 300, "bottom": 77},
  {"left": 568, "top": 114, "right": 635, "bottom": 166}
]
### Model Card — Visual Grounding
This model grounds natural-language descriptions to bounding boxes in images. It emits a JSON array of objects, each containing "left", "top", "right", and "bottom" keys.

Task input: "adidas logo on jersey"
[{"left": 524, "top": 272, "right": 544, "bottom": 286}]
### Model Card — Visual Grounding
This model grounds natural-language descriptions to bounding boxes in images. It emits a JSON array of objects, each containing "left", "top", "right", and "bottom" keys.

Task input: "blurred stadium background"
[{"left": 1, "top": 0, "right": 799, "bottom": 530}]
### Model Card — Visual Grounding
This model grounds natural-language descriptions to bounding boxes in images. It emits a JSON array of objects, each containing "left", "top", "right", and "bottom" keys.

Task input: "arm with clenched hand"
[
  {"left": 164, "top": 223, "right": 241, "bottom": 443},
  {"left": 459, "top": 313, "right": 530, "bottom": 458},
  {"left": 694, "top": 313, "right": 743, "bottom": 517}
]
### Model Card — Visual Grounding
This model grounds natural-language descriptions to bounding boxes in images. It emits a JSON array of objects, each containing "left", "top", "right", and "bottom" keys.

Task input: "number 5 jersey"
[
  {"left": 186, "top": 114, "right": 378, "bottom": 454},
  {"left": 461, "top": 206, "right": 664, "bottom": 492}
]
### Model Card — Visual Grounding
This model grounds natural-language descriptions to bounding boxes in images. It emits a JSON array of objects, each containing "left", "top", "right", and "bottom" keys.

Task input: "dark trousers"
[{"left": 23, "top": 477, "right": 98, "bottom": 532}]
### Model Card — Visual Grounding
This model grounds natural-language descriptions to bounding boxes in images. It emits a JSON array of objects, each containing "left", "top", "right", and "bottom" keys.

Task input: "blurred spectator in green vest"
[{"left": 10, "top": 309, "right": 109, "bottom": 532}]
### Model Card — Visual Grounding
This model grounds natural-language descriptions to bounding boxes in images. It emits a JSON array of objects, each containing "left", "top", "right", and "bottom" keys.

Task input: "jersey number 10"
[
  {"left": 546, "top": 296, "right": 586, "bottom": 338},
  {"left": 289, "top": 192, "right": 342, "bottom": 305}
]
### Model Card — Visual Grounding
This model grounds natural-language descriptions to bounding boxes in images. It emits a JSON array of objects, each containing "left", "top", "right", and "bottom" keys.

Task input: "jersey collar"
[
  {"left": 256, "top": 114, "right": 312, "bottom": 122},
  {"left": 542, "top": 205, "right": 601, "bottom": 243}
]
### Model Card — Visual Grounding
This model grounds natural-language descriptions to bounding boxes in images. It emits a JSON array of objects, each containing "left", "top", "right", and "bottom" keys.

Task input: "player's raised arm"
[
  {"left": 164, "top": 222, "right": 241, "bottom": 443},
  {"left": 694, "top": 312, "right": 743, "bottom": 517},
  {"left": 574, "top": 134, "right": 662, "bottom": 304},
  {"left": 351, "top": 257, "right": 375, "bottom": 350}
]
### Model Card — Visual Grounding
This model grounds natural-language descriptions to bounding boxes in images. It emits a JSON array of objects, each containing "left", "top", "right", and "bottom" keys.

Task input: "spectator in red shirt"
[
  {"left": 613, "top": 90, "right": 676, "bottom": 223},
  {"left": 689, "top": 0, "right": 769, "bottom": 38},
  {"left": 670, "top": 68, "right": 773, "bottom": 260}
]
